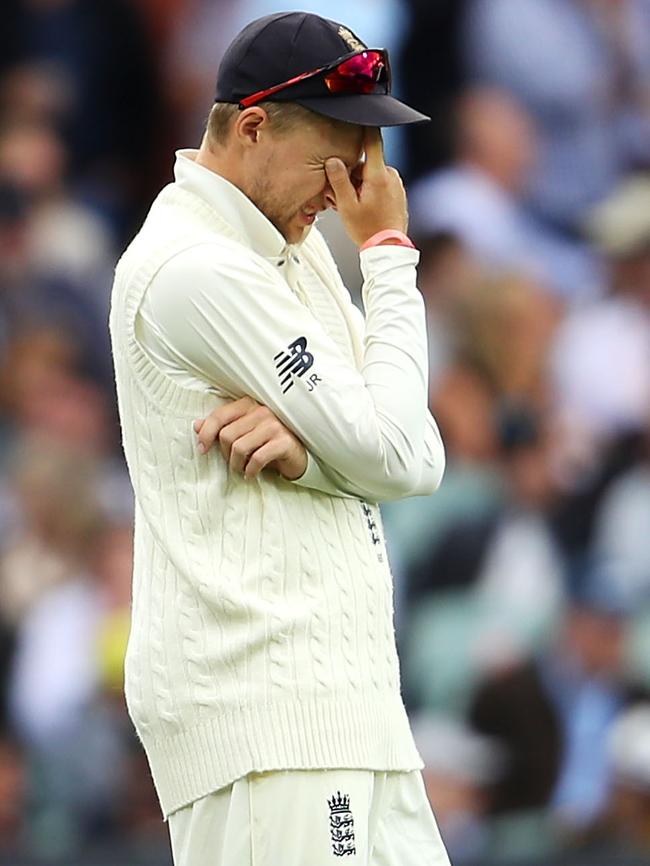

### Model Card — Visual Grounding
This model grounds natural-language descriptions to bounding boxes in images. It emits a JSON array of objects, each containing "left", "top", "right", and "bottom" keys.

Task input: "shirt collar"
[{"left": 173, "top": 148, "right": 290, "bottom": 260}]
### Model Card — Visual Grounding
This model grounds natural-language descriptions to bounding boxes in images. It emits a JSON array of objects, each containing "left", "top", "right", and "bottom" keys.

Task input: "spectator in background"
[
  {"left": 405, "top": 405, "right": 566, "bottom": 670},
  {"left": 93, "top": 522, "right": 133, "bottom": 699},
  {"left": 0, "top": 181, "right": 30, "bottom": 358},
  {"left": 550, "top": 176, "right": 650, "bottom": 470},
  {"left": 2, "top": 440, "right": 107, "bottom": 855},
  {"left": 410, "top": 714, "right": 505, "bottom": 864},
  {"left": 468, "top": 561, "right": 648, "bottom": 847},
  {"left": 0, "top": 438, "right": 104, "bottom": 637},
  {"left": 589, "top": 415, "right": 650, "bottom": 613},
  {"left": 410, "top": 87, "right": 601, "bottom": 300},
  {"left": 0, "top": 326, "right": 133, "bottom": 553},
  {"left": 0, "top": 735, "right": 25, "bottom": 854},
  {"left": 410, "top": 232, "right": 481, "bottom": 392},
  {"left": 0, "top": 119, "right": 116, "bottom": 386},
  {"left": 0, "top": 119, "right": 116, "bottom": 340},
  {"left": 464, "top": 0, "right": 650, "bottom": 232},
  {"left": 0, "top": 118, "right": 114, "bottom": 282},
  {"left": 601, "top": 704, "right": 650, "bottom": 857},
  {"left": 164, "top": 0, "right": 252, "bottom": 146},
  {"left": 91, "top": 520, "right": 170, "bottom": 854},
  {"left": 0, "top": 0, "right": 163, "bottom": 240},
  {"left": 384, "top": 249, "right": 560, "bottom": 608},
  {"left": 381, "top": 234, "right": 496, "bottom": 626}
]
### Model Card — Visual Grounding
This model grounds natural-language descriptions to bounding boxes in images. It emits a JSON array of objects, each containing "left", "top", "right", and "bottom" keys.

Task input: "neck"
[{"left": 195, "top": 134, "right": 242, "bottom": 190}]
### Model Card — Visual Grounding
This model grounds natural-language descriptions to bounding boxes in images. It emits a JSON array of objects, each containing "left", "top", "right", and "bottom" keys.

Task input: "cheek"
[{"left": 282, "top": 168, "right": 327, "bottom": 202}]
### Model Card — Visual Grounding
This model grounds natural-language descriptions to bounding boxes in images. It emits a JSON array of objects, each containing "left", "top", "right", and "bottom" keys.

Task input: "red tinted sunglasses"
[{"left": 238, "top": 49, "right": 390, "bottom": 109}]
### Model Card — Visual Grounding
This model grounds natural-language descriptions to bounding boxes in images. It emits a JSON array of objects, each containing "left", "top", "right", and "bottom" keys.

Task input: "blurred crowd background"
[{"left": 1, "top": 1, "right": 650, "bottom": 864}]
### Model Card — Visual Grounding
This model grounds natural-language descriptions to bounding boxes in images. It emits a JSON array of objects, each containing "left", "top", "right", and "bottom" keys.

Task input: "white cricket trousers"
[{"left": 168, "top": 768, "right": 451, "bottom": 866}]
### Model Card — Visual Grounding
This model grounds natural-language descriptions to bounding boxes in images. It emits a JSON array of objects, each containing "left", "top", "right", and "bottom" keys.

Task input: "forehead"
[{"left": 300, "top": 118, "right": 364, "bottom": 164}]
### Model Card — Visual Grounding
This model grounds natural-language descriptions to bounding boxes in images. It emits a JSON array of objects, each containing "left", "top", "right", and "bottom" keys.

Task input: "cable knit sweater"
[{"left": 109, "top": 150, "right": 444, "bottom": 818}]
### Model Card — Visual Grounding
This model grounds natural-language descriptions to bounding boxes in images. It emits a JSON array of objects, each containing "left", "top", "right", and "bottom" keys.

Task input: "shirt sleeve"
[{"left": 137, "top": 240, "right": 445, "bottom": 501}]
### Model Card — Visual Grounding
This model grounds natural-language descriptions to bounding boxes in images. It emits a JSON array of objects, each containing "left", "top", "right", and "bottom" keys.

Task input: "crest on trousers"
[{"left": 328, "top": 791, "right": 356, "bottom": 857}]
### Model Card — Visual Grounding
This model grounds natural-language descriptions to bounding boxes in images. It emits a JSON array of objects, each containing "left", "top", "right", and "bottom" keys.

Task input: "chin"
[{"left": 296, "top": 225, "right": 312, "bottom": 244}]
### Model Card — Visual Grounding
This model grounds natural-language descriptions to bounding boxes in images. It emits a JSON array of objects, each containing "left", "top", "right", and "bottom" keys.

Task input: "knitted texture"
[{"left": 109, "top": 183, "right": 422, "bottom": 818}]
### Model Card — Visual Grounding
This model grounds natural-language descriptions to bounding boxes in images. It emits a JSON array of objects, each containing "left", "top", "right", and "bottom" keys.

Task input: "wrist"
[
  {"left": 359, "top": 229, "right": 415, "bottom": 251},
  {"left": 278, "top": 447, "right": 308, "bottom": 481}
]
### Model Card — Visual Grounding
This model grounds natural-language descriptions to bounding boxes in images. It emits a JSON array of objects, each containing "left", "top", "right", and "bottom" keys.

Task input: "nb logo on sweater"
[
  {"left": 274, "top": 336, "right": 317, "bottom": 393},
  {"left": 328, "top": 791, "right": 356, "bottom": 857}
]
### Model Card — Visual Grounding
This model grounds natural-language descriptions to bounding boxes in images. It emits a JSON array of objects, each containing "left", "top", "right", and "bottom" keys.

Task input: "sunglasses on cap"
[{"left": 238, "top": 49, "right": 390, "bottom": 109}]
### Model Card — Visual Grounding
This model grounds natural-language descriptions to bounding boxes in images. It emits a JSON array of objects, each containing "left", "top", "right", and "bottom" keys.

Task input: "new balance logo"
[
  {"left": 328, "top": 791, "right": 356, "bottom": 857},
  {"left": 274, "top": 336, "right": 314, "bottom": 394}
]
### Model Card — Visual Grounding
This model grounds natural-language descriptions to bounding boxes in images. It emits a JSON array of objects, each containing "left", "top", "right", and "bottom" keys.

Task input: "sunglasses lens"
[{"left": 324, "top": 51, "right": 387, "bottom": 94}]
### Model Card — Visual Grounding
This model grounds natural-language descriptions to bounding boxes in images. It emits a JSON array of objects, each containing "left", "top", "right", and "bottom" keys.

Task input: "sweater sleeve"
[
  {"left": 138, "top": 241, "right": 445, "bottom": 501},
  {"left": 293, "top": 295, "right": 445, "bottom": 500},
  {"left": 295, "top": 410, "right": 445, "bottom": 500}
]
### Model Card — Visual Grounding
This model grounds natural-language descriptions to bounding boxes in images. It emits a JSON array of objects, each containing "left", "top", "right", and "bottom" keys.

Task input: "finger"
[
  {"left": 362, "top": 127, "right": 385, "bottom": 178},
  {"left": 324, "top": 158, "right": 357, "bottom": 210},
  {"left": 350, "top": 161, "right": 364, "bottom": 192},
  {"left": 218, "top": 406, "right": 273, "bottom": 461},
  {"left": 216, "top": 415, "right": 257, "bottom": 462},
  {"left": 244, "top": 439, "right": 285, "bottom": 479},
  {"left": 229, "top": 424, "right": 274, "bottom": 475},
  {"left": 196, "top": 397, "right": 257, "bottom": 453}
]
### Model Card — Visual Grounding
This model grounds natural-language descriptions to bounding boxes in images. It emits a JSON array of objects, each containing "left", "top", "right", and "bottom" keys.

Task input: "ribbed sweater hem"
[{"left": 143, "top": 694, "right": 423, "bottom": 818}]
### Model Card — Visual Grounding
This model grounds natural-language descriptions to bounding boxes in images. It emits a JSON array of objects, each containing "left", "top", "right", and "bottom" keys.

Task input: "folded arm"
[{"left": 139, "top": 241, "right": 444, "bottom": 501}]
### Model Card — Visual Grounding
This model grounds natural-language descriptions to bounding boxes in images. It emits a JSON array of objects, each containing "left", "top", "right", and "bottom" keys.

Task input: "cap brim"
[{"left": 294, "top": 93, "right": 430, "bottom": 127}]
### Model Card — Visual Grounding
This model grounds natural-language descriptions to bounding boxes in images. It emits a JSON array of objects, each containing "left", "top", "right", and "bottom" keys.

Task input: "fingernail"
[
  {"left": 193, "top": 420, "right": 201, "bottom": 433},
  {"left": 197, "top": 442, "right": 206, "bottom": 454}
]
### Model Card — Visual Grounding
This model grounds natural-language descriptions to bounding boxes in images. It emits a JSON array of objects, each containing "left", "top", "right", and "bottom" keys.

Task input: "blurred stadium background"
[{"left": 2, "top": 0, "right": 650, "bottom": 863}]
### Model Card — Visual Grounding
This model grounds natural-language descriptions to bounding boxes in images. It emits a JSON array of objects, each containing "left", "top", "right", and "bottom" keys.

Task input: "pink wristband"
[{"left": 359, "top": 229, "right": 416, "bottom": 251}]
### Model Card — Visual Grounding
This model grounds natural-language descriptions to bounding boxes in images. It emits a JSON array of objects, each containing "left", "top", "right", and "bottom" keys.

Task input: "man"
[
  {"left": 408, "top": 87, "right": 599, "bottom": 300},
  {"left": 109, "top": 11, "right": 448, "bottom": 866}
]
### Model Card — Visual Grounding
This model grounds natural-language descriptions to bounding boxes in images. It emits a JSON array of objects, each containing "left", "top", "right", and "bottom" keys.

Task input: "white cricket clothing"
[
  {"left": 137, "top": 151, "right": 445, "bottom": 501},
  {"left": 109, "top": 149, "right": 445, "bottom": 818},
  {"left": 168, "top": 769, "right": 451, "bottom": 866}
]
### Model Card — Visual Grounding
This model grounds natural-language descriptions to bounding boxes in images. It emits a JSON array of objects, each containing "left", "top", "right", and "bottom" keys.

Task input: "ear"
[{"left": 233, "top": 107, "right": 269, "bottom": 147}]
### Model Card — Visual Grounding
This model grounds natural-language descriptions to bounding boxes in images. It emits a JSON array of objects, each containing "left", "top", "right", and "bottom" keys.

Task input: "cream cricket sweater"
[{"left": 109, "top": 150, "right": 445, "bottom": 818}]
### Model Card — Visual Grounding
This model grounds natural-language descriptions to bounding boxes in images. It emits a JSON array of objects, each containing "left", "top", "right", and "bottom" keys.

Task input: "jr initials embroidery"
[{"left": 328, "top": 791, "right": 356, "bottom": 857}]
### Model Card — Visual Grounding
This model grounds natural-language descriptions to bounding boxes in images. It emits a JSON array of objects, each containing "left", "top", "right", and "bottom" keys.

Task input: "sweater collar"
[{"left": 173, "top": 149, "right": 290, "bottom": 260}]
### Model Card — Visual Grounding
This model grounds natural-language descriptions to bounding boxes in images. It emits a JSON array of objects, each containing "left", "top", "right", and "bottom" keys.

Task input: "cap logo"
[{"left": 338, "top": 26, "right": 366, "bottom": 52}]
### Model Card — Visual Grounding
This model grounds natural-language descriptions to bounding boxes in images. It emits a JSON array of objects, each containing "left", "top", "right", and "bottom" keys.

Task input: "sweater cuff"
[
  {"left": 359, "top": 244, "right": 420, "bottom": 280},
  {"left": 291, "top": 452, "right": 357, "bottom": 499}
]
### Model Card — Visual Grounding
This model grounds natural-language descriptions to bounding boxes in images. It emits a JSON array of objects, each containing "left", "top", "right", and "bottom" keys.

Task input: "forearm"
[{"left": 295, "top": 410, "right": 444, "bottom": 502}]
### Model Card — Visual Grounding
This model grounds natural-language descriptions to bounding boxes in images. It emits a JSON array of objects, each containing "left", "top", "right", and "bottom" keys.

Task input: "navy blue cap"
[{"left": 214, "top": 12, "right": 430, "bottom": 127}]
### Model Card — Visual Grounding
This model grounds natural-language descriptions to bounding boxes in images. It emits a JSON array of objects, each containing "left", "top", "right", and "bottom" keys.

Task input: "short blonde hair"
[{"left": 206, "top": 101, "right": 322, "bottom": 148}]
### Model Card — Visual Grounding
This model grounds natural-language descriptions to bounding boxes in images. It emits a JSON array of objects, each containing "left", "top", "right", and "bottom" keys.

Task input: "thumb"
[{"left": 325, "top": 158, "right": 356, "bottom": 209}]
